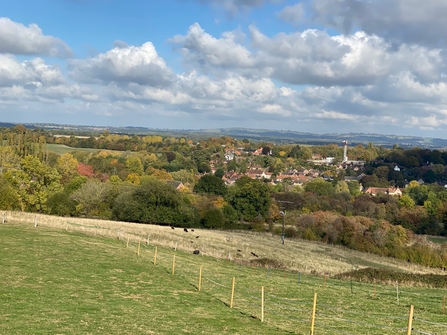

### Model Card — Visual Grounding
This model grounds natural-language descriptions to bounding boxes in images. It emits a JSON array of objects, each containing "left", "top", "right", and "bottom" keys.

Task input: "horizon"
[{"left": 2, "top": 1, "right": 447, "bottom": 138}]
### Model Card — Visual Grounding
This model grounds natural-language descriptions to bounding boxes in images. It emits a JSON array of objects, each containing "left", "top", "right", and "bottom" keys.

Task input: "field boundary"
[{"left": 2, "top": 213, "right": 447, "bottom": 334}]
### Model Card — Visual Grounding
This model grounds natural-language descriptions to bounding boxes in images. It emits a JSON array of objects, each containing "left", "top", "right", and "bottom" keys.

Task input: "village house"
[{"left": 363, "top": 186, "right": 402, "bottom": 196}]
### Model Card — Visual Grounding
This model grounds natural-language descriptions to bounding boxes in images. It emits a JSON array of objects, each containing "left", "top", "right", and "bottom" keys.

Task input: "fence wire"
[{"left": 44, "top": 221, "right": 447, "bottom": 335}]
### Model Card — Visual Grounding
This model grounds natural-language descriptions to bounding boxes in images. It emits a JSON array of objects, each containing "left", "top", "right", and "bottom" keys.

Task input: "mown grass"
[
  {"left": 46, "top": 144, "right": 102, "bottom": 155},
  {"left": 1, "top": 222, "right": 447, "bottom": 335},
  {"left": 0, "top": 223, "right": 291, "bottom": 335}
]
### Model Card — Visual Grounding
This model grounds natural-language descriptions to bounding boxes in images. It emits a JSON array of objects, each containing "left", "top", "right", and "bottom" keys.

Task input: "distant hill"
[{"left": 2, "top": 122, "right": 447, "bottom": 148}]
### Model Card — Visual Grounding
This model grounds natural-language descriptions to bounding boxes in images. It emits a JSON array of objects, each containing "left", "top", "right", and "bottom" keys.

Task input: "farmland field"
[
  {"left": 46, "top": 144, "right": 102, "bottom": 155},
  {"left": 1, "top": 214, "right": 446, "bottom": 334}
]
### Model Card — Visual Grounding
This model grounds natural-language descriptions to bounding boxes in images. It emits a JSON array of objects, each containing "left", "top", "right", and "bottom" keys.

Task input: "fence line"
[{"left": 4, "top": 216, "right": 446, "bottom": 335}]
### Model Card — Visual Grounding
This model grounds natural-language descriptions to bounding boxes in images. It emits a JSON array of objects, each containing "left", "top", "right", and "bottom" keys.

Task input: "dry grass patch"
[{"left": 3, "top": 210, "right": 444, "bottom": 276}]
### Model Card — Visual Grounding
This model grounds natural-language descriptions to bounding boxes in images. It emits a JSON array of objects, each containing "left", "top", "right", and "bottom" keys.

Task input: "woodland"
[{"left": 1, "top": 124, "right": 447, "bottom": 269}]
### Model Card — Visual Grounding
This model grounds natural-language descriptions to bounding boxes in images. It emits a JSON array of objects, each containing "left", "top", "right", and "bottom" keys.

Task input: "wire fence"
[
  {"left": 4, "top": 216, "right": 447, "bottom": 335},
  {"left": 107, "top": 225, "right": 447, "bottom": 334}
]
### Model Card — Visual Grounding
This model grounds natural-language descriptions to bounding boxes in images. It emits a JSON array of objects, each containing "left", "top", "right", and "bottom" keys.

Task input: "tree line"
[{"left": 1, "top": 125, "right": 447, "bottom": 269}]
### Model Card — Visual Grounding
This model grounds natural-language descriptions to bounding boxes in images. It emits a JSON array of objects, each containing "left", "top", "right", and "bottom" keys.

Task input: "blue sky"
[{"left": 2, "top": 0, "right": 447, "bottom": 138}]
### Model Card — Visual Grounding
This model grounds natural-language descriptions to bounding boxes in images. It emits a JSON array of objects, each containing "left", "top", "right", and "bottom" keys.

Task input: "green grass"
[
  {"left": 1, "top": 223, "right": 447, "bottom": 335},
  {"left": 46, "top": 144, "right": 102, "bottom": 155},
  {"left": 428, "top": 235, "right": 447, "bottom": 245}
]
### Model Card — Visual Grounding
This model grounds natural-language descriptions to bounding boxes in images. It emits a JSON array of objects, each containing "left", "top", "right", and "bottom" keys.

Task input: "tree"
[
  {"left": 407, "top": 184, "right": 429, "bottom": 205},
  {"left": 0, "top": 176, "right": 19, "bottom": 210},
  {"left": 347, "top": 181, "right": 361, "bottom": 196},
  {"left": 166, "top": 152, "right": 176, "bottom": 163},
  {"left": 0, "top": 146, "right": 20, "bottom": 174},
  {"left": 125, "top": 156, "right": 144, "bottom": 175},
  {"left": 77, "top": 163, "right": 95, "bottom": 177},
  {"left": 194, "top": 175, "right": 227, "bottom": 196},
  {"left": 305, "top": 178, "right": 335, "bottom": 197},
  {"left": 171, "top": 169, "right": 197, "bottom": 186},
  {"left": 112, "top": 179, "right": 198, "bottom": 227},
  {"left": 151, "top": 169, "right": 173, "bottom": 181},
  {"left": 335, "top": 180, "right": 349, "bottom": 194},
  {"left": 202, "top": 207, "right": 225, "bottom": 229},
  {"left": 4, "top": 155, "right": 62, "bottom": 212},
  {"left": 56, "top": 153, "right": 78, "bottom": 177},
  {"left": 225, "top": 178, "right": 271, "bottom": 221},
  {"left": 398, "top": 194, "right": 415, "bottom": 209},
  {"left": 374, "top": 166, "right": 389, "bottom": 180},
  {"left": 71, "top": 180, "right": 112, "bottom": 218},
  {"left": 214, "top": 168, "right": 225, "bottom": 179}
]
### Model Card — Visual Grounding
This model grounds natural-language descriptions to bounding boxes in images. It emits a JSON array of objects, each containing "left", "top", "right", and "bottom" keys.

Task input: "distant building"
[{"left": 364, "top": 187, "right": 402, "bottom": 196}]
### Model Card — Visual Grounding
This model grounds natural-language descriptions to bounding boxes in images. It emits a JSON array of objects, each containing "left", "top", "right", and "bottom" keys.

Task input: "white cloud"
[
  {"left": 68, "top": 42, "right": 174, "bottom": 86},
  {"left": 170, "top": 23, "right": 254, "bottom": 71},
  {"left": 0, "top": 55, "right": 65, "bottom": 87},
  {"left": 314, "top": 110, "right": 360, "bottom": 121},
  {"left": 0, "top": 17, "right": 72, "bottom": 57}
]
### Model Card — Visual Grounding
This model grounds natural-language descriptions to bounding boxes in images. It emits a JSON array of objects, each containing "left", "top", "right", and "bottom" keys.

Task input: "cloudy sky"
[{"left": 2, "top": 0, "right": 447, "bottom": 137}]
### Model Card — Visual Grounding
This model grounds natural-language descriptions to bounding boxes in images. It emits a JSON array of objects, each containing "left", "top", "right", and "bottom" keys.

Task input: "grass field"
[
  {"left": 46, "top": 144, "right": 102, "bottom": 155},
  {"left": 1, "top": 215, "right": 447, "bottom": 334}
]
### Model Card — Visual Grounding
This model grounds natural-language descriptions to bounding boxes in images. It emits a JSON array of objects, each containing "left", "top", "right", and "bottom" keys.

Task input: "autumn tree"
[
  {"left": 71, "top": 180, "right": 112, "bottom": 218},
  {"left": 4, "top": 155, "right": 62, "bottom": 212},
  {"left": 56, "top": 153, "right": 79, "bottom": 177},
  {"left": 125, "top": 155, "right": 144, "bottom": 175}
]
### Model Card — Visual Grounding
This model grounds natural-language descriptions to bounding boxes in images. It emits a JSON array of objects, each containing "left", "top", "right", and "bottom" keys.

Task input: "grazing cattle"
[
  {"left": 251, "top": 252, "right": 259, "bottom": 257},
  {"left": 196, "top": 236, "right": 199, "bottom": 238},
  {"left": 171, "top": 226, "right": 175, "bottom": 229},
  {"left": 193, "top": 250, "right": 200, "bottom": 255},
  {"left": 191, "top": 229, "right": 194, "bottom": 232},
  {"left": 184, "top": 228, "right": 188, "bottom": 232},
  {"left": 237, "top": 249, "right": 241, "bottom": 252}
]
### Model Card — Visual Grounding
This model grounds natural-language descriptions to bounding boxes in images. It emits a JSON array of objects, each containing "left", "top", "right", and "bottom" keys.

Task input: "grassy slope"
[
  {"left": 0, "top": 224, "right": 287, "bottom": 335},
  {"left": 1, "top": 220, "right": 447, "bottom": 335},
  {"left": 46, "top": 144, "right": 102, "bottom": 155}
]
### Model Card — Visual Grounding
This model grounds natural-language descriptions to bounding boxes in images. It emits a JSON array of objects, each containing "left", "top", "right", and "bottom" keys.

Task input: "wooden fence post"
[
  {"left": 230, "top": 277, "right": 235, "bottom": 308},
  {"left": 172, "top": 254, "right": 176, "bottom": 275},
  {"left": 126, "top": 236, "right": 129, "bottom": 248},
  {"left": 137, "top": 241, "right": 140, "bottom": 256},
  {"left": 198, "top": 265, "right": 203, "bottom": 291},
  {"left": 34, "top": 215, "right": 37, "bottom": 228},
  {"left": 261, "top": 286, "right": 264, "bottom": 322},
  {"left": 396, "top": 281, "right": 399, "bottom": 304},
  {"left": 2, "top": 212, "right": 5, "bottom": 224},
  {"left": 310, "top": 293, "right": 317, "bottom": 335},
  {"left": 442, "top": 295, "right": 445, "bottom": 315},
  {"left": 153, "top": 246, "right": 157, "bottom": 265},
  {"left": 407, "top": 305, "right": 414, "bottom": 335}
]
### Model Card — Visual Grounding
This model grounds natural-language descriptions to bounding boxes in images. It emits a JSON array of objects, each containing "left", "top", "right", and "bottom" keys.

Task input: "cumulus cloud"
[
  {"left": 68, "top": 42, "right": 174, "bottom": 86},
  {"left": 310, "top": 0, "right": 447, "bottom": 46},
  {"left": 0, "top": 54, "right": 98, "bottom": 104},
  {"left": 170, "top": 23, "right": 254, "bottom": 72},
  {"left": 0, "top": 17, "right": 72, "bottom": 57},
  {"left": 172, "top": 24, "right": 447, "bottom": 89},
  {"left": 0, "top": 55, "right": 66, "bottom": 87}
]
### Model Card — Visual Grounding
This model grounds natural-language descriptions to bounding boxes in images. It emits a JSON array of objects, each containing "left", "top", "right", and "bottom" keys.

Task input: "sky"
[{"left": 2, "top": 0, "right": 447, "bottom": 138}]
